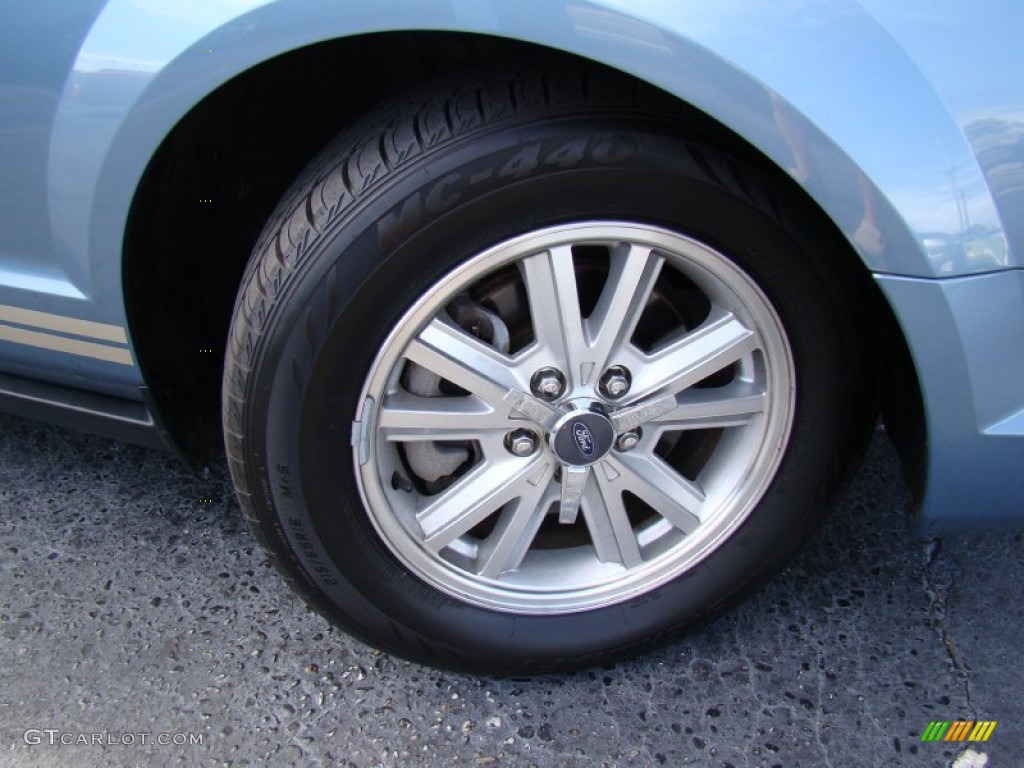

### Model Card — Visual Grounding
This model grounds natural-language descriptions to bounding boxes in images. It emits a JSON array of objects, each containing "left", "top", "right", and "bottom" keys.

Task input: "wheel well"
[
  {"left": 124, "top": 32, "right": 544, "bottom": 458},
  {"left": 123, "top": 30, "right": 925, "bottom": 497}
]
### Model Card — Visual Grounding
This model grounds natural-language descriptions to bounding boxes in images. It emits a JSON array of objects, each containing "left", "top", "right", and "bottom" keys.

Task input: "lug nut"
[
  {"left": 615, "top": 430, "right": 641, "bottom": 452},
  {"left": 506, "top": 429, "right": 539, "bottom": 457},
  {"left": 531, "top": 368, "right": 566, "bottom": 400},
  {"left": 599, "top": 366, "right": 631, "bottom": 399}
]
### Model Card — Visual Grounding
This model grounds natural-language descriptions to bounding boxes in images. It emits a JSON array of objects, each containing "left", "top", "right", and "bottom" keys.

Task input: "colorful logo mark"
[{"left": 920, "top": 721, "right": 997, "bottom": 742}]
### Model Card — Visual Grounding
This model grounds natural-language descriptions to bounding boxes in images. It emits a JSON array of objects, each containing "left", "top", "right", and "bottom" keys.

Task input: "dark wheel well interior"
[
  {"left": 124, "top": 32, "right": 538, "bottom": 458},
  {"left": 122, "top": 30, "right": 924, "bottom": 502}
]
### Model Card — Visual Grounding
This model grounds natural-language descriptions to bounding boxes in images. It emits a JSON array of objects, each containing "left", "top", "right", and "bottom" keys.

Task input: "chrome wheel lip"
[{"left": 353, "top": 222, "right": 795, "bottom": 614}]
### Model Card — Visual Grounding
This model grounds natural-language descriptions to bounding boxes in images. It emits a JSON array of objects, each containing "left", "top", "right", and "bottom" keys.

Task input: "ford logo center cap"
[
  {"left": 573, "top": 422, "right": 595, "bottom": 457},
  {"left": 552, "top": 410, "right": 615, "bottom": 465}
]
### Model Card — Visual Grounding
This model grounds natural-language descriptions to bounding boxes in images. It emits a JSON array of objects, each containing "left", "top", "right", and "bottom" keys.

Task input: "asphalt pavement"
[{"left": 1, "top": 413, "right": 1021, "bottom": 767}]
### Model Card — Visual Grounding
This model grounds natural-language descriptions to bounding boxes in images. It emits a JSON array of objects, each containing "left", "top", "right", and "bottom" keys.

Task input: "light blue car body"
[{"left": 0, "top": 0, "right": 1022, "bottom": 528}]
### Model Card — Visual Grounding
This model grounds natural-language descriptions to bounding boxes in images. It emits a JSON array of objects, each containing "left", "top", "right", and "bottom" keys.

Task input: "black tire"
[{"left": 223, "top": 65, "right": 872, "bottom": 673}]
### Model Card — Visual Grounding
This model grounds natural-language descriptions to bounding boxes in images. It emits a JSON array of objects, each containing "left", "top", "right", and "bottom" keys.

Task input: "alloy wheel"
[{"left": 353, "top": 222, "right": 795, "bottom": 613}]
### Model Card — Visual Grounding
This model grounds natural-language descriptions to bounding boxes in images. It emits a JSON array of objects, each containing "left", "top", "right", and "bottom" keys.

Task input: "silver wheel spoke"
[
  {"left": 628, "top": 308, "right": 758, "bottom": 400},
  {"left": 558, "top": 464, "right": 589, "bottom": 524},
  {"left": 583, "top": 471, "right": 643, "bottom": 567},
  {"left": 608, "top": 392, "right": 678, "bottom": 434},
  {"left": 503, "top": 389, "right": 562, "bottom": 431},
  {"left": 477, "top": 474, "right": 556, "bottom": 579},
  {"left": 417, "top": 458, "right": 542, "bottom": 550},
  {"left": 379, "top": 392, "right": 511, "bottom": 441},
  {"left": 521, "top": 246, "right": 587, "bottom": 381},
  {"left": 585, "top": 244, "right": 664, "bottom": 378},
  {"left": 521, "top": 243, "right": 663, "bottom": 389},
  {"left": 651, "top": 381, "right": 767, "bottom": 431},
  {"left": 405, "top": 318, "right": 517, "bottom": 406},
  {"left": 602, "top": 453, "right": 703, "bottom": 534}
]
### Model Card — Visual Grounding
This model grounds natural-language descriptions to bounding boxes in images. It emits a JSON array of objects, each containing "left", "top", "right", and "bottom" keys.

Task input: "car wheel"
[{"left": 223, "top": 66, "right": 871, "bottom": 673}]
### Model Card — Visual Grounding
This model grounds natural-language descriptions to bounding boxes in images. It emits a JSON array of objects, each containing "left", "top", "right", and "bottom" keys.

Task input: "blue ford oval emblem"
[{"left": 572, "top": 422, "right": 595, "bottom": 458}]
